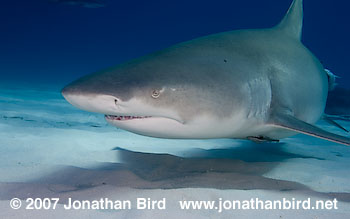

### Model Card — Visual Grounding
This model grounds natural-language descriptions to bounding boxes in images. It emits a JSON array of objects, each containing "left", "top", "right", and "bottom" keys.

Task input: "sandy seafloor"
[{"left": 1, "top": 82, "right": 350, "bottom": 218}]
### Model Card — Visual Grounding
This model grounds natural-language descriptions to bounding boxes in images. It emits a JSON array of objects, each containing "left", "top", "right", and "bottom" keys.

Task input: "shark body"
[{"left": 62, "top": 0, "right": 350, "bottom": 146}]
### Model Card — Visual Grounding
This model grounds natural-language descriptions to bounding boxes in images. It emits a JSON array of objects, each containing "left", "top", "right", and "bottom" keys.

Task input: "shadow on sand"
[{"left": 1, "top": 141, "right": 349, "bottom": 202}]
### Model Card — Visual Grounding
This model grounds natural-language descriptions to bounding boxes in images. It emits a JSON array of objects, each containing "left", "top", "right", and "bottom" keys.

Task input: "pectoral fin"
[
  {"left": 269, "top": 112, "right": 350, "bottom": 146},
  {"left": 322, "top": 114, "right": 349, "bottom": 133}
]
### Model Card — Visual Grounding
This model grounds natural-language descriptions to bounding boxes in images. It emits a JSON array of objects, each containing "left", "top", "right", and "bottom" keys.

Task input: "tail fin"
[
  {"left": 275, "top": 0, "right": 303, "bottom": 40},
  {"left": 325, "top": 69, "right": 339, "bottom": 91}
]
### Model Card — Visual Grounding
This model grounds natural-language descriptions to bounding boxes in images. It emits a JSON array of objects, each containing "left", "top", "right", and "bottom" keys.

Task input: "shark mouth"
[{"left": 105, "top": 115, "right": 152, "bottom": 121}]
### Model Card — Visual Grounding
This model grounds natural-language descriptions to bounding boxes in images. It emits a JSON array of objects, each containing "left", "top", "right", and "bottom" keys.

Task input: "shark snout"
[
  {"left": 61, "top": 84, "right": 119, "bottom": 115},
  {"left": 61, "top": 84, "right": 73, "bottom": 98},
  {"left": 61, "top": 84, "right": 83, "bottom": 106},
  {"left": 61, "top": 82, "right": 86, "bottom": 98}
]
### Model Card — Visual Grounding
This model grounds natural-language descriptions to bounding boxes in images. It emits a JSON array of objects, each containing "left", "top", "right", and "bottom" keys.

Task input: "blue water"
[
  {"left": 0, "top": 0, "right": 349, "bottom": 88},
  {"left": 1, "top": 1, "right": 350, "bottom": 218}
]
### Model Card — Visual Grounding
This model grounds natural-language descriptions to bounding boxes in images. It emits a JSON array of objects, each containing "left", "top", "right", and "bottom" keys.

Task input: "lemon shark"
[{"left": 62, "top": 0, "right": 350, "bottom": 146}]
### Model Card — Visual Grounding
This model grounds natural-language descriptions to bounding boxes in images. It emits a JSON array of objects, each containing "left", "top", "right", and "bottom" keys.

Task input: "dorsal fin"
[{"left": 275, "top": 0, "right": 303, "bottom": 40}]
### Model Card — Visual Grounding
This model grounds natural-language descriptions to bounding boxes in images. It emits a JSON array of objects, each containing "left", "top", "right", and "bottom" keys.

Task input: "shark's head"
[{"left": 62, "top": 48, "right": 251, "bottom": 139}]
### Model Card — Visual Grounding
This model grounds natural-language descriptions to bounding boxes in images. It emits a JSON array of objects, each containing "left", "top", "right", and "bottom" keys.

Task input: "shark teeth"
[{"left": 105, "top": 115, "right": 152, "bottom": 121}]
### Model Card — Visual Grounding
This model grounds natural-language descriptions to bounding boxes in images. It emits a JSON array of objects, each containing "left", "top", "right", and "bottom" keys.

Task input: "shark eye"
[
  {"left": 151, "top": 89, "right": 161, "bottom": 99},
  {"left": 114, "top": 99, "right": 118, "bottom": 105}
]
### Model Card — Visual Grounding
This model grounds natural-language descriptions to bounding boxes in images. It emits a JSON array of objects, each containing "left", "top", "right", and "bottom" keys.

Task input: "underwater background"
[
  {"left": 0, "top": 0, "right": 350, "bottom": 218},
  {"left": 0, "top": 0, "right": 350, "bottom": 88}
]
